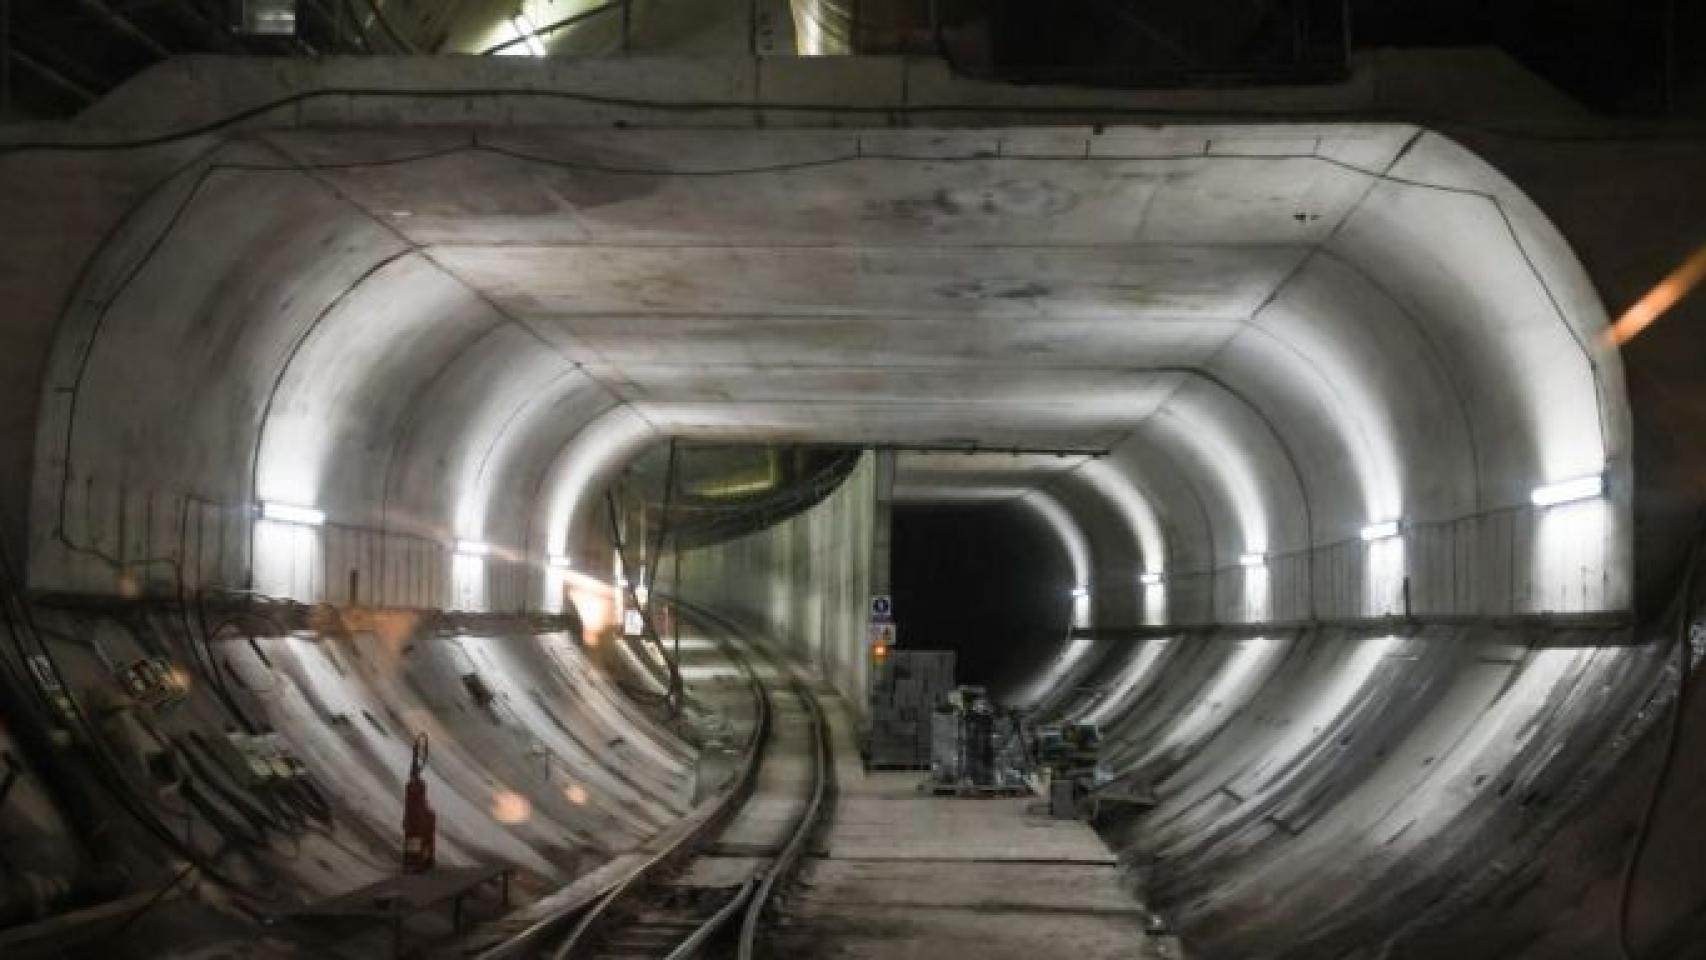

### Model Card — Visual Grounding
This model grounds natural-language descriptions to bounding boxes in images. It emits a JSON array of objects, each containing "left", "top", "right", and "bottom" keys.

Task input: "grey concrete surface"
[
  {"left": 0, "top": 50, "right": 1703, "bottom": 960},
  {"left": 774, "top": 690, "right": 1158, "bottom": 959}
]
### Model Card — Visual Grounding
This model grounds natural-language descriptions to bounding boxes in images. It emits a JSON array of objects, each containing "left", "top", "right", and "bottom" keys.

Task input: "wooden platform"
[{"left": 919, "top": 780, "right": 1033, "bottom": 798}]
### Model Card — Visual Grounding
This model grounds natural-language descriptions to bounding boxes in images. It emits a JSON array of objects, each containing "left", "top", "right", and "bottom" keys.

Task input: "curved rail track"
[{"left": 498, "top": 607, "right": 832, "bottom": 960}]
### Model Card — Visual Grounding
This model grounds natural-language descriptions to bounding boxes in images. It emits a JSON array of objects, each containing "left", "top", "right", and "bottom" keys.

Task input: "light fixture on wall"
[
  {"left": 1139, "top": 572, "right": 1164, "bottom": 586},
  {"left": 1239, "top": 552, "right": 1267, "bottom": 568},
  {"left": 547, "top": 553, "right": 572, "bottom": 570},
  {"left": 1531, "top": 473, "right": 1604, "bottom": 508},
  {"left": 455, "top": 539, "right": 491, "bottom": 557},
  {"left": 260, "top": 501, "right": 324, "bottom": 526},
  {"left": 1070, "top": 585, "right": 1090, "bottom": 599},
  {"left": 1360, "top": 519, "right": 1402, "bottom": 542}
]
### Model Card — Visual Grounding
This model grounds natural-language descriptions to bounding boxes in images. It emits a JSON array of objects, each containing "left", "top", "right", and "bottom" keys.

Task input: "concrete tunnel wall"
[
  {"left": 671, "top": 454, "right": 877, "bottom": 721},
  {"left": 0, "top": 54, "right": 1700, "bottom": 959}
]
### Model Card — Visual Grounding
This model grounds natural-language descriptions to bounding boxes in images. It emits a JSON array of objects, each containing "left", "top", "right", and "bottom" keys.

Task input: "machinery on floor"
[
  {"left": 925, "top": 686, "right": 1030, "bottom": 795},
  {"left": 1033, "top": 721, "right": 1104, "bottom": 817}
]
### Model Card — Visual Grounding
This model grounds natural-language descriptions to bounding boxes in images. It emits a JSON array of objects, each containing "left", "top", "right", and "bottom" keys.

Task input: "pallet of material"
[{"left": 920, "top": 781, "right": 1034, "bottom": 798}]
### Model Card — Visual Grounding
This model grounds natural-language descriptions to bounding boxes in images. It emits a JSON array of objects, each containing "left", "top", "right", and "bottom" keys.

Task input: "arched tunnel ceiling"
[
  {"left": 29, "top": 121, "right": 1628, "bottom": 626},
  {"left": 6, "top": 60, "right": 1694, "bottom": 960}
]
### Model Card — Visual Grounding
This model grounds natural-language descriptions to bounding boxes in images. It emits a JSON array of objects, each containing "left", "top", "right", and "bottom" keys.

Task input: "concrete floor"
[{"left": 773, "top": 691, "right": 1167, "bottom": 959}]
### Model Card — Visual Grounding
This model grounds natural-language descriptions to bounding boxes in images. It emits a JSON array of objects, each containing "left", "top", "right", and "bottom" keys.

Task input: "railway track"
[{"left": 499, "top": 609, "right": 832, "bottom": 960}]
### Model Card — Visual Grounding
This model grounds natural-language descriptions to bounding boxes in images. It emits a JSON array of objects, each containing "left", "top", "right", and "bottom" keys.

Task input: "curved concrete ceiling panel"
[{"left": 2, "top": 51, "right": 1665, "bottom": 960}]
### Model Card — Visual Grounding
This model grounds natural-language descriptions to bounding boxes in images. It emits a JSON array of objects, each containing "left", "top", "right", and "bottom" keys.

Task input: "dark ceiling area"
[
  {"left": 891, "top": 502, "right": 1072, "bottom": 702},
  {"left": 0, "top": 0, "right": 1699, "bottom": 122}
]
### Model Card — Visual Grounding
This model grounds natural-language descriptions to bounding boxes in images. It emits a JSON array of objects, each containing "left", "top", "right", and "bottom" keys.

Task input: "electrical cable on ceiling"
[{"left": 3, "top": 79, "right": 1704, "bottom": 159}]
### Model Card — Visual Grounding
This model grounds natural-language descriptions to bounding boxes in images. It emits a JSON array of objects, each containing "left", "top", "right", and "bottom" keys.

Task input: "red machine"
[{"left": 402, "top": 733, "right": 436, "bottom": 873}]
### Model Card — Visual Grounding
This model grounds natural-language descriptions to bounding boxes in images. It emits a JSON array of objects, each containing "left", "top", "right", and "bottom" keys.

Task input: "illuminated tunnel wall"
[
  {"left": 672, "top": 455, "right": 876, "bottom": 717},
  {"left": 0, "top": 57, "right": 1674, "bottom": 959}
]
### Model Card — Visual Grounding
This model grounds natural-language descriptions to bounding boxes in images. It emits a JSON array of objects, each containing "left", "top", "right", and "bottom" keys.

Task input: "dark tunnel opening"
[
  {"left": 891, "top": 503, "right": 1073, "bottom": 702},
  {"left": 887, "top": 504, "right": 1071, "bottom": 699}
]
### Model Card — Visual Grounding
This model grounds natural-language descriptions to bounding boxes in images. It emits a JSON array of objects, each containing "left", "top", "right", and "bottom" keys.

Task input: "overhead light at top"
[
  {"left": 1360, "top": 520, "right": 1402, "bottom": 542},
  {"left": 1239, "top": 552, "right": 1267, "bottom": 568},
  {"left": 547, "top": 553, "right": 572, "bottom": 570},
  {"left": 260, "top": 501, "right": 324, "bottom": 526},
  {"left": 237, "top": 0, "right": 298, "bottom": 36},
  {"left": 1070, "top": 585, "right": 1090, "bottom": 599},
  {"left": 1531, "top": 473, "right": 1604, "bottom": 508},
  {"left": 1139, "top": 572, "right": 1164, "bottom": 586},
  {"left": 510, "top": 15, "right": 546, "bottom": 56},
  {"left": 455, "top": 539, "right": 491, "bottom": 557}
]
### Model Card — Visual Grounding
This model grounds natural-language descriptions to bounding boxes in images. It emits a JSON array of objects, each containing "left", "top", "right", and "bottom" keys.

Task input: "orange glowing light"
[
  {"left": 167, "top": 665, "right": 193, "bottom": 694},
  {"left": 565, "top": 783, "right": 588, "bottom": 805},
  {"left": 562, "top": 570, "right": 619, "bottom": 646},
  {"left": 491, "top": 790, "right": 531, "bottom": 824},
  {"left": 1608, "top": 244, "right": 1706, "bottom": 347}
]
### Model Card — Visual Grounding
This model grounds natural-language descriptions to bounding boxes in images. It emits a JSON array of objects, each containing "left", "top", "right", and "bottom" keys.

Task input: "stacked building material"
[{"left": 865, "top": 650, "right": 956, "bottom": 769}]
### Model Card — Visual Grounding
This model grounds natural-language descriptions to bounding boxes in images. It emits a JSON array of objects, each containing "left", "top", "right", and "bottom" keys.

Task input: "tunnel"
[{"left": 2, "top": 37, "right": 1706, "bottom": 960}]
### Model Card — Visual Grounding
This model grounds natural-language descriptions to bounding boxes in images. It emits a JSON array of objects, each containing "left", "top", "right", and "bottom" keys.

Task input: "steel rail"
[
  {"left": 552, "top": 605, "right": 832, "bottom": 960},
  {"left": 547, "top": 626, "right": 771, "bottom": 959},
  {"left": 736, "top": 677, "right": 829, "bottom": 960}
]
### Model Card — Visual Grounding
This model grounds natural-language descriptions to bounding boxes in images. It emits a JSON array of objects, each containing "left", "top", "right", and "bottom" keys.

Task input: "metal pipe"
[
  {"left": 480, "top": 0, "right": 625, "bottom": 56},
  {"left": 75, "top": 0, "right": 172, "bottom": 60},
  {"left": 359, "top": 0, "right": 415, "bottom": 53}
]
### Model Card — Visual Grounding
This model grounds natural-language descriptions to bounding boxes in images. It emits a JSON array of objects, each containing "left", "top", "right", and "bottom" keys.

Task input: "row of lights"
[
  {"left": 264, "top": 472, "right": 1609, "bottom": 600},
  {"left": 1068, "top": 472, "right": 1605, "bottom": 595}
]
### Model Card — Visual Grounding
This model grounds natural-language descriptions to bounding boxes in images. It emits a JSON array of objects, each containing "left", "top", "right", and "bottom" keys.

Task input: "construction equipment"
[
  {"left": 1032, "top": 722, "right": 1103, "bottom": 818},
  {"left": 925, "top": 687, "right": 1030, "bottom": 795}
]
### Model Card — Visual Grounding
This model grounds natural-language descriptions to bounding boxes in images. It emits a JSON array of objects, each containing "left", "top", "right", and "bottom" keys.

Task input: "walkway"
[{"left": 773, "top": 688, "right": 1164, "bottom": 959}]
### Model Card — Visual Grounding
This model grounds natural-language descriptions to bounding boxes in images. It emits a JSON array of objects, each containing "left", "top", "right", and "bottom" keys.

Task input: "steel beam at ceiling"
[
  {"left": 5, "top": 46, "right": 98, "bottom": 104},
  {"left": 75, "top": 0, "right": 172, "bottom": 60}
]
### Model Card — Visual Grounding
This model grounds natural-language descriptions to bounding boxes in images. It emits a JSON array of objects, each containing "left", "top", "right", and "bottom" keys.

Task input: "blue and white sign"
[{"left": 869, "top": 594, "right": 894, "bottom": 622}]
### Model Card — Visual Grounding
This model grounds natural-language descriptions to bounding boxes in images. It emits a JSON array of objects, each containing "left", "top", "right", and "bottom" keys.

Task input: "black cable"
[
  {"left": 107, "top": 862, "right": 198, "bottom": 939},
  {"left": 0, "top": 540, "right": 269, "bottom": 898},
  {"left": 357, "top": 0, "right": 415, "bottom": 53},
  {"left": 645, "top": 441, "right": 684, "bottom": 711},
  {"left": 2, "top": 79, "right": 1703, "bottom": 160},
  {"left": 605, "top": 488, "right": 683, "bottom": 702},
  {"left": 480, "top": 0, "right": 626, "bottom": 55},
  {"left": 1617, "top": 521, "right": 1704, "bottom": 960}
]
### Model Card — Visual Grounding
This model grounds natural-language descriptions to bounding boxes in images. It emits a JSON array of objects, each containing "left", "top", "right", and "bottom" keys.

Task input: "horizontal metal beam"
[
  {"left": 76, "top": 0, "right": 172, "bottom": 60},
  {"left": 5, "top": 47, "right": 98, "bottom": 103}
]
